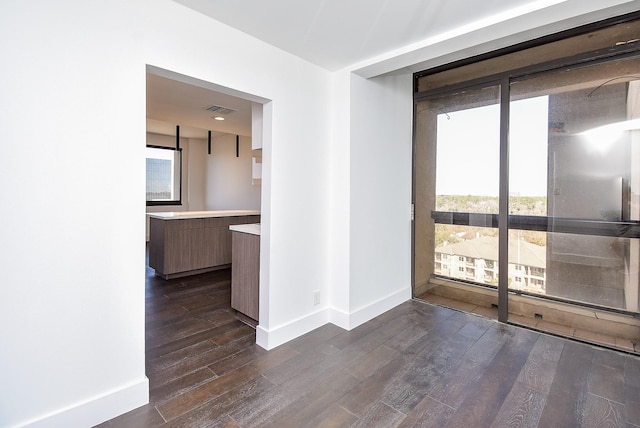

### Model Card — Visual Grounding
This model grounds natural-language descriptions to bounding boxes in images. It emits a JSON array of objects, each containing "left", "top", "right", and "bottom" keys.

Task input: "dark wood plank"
[
  {"left": 147, "top": 334, "right": 258, "bottom": 391},
  {"left": 352, "top": 401, "right": 405, "bottom": 428},
  {"left": 397, "top": 395, "right": 456, "bottom": 428},
  {"left": 162, "top": 376, "right": 276, "bottom": 428},
  {"left": 307, "top": 404, "right": 359, "bottom": 428},
  {"left": 98, "top": 249, "right": 640, "bottom": 428},
  {"left": 537, "top": 341, "right": 595, "bottom": 427},
  {"left": 381, "top": 320, "right": 430, "bottom": 351},
  {"left": 592, "top": 346, "right": 627, "bottom": 372},
  {"left": 380, "top": 326, "right": 477, "bottom": 414},
  {"left": 227, "top": 315, "right": 416, "bottom": 427},
  {"left": 415, "top": 323, "right": 510, "bottom": 410},
  {"left": 338, "top": 350, "right": 410, "bottom": 417},
  {"left": 229, "top": 344, "right": 370, "bottom": 426},
  {"left": 146, "top": 339, "right": 218, "bottom": 378},
  {"left": 489, "top": 381, "right": 547, "bottom": 427},
  {"left": 144, "top": 305, "right": 189, "bottom": 326},
  {"left": 149, "top": 367, "right": 217, "bottom": 403},
  {"left": 207, "top": 344, "right": 269, "bottom": 377},
  {"left": 326, "top": 317, "right": 385, "bottom": 350},
  {"left": 195, "top": 308, "right": 238, "bottom": 325},
  {"left": 146, "top": 319, "right": 249, "bottom": 359},
  {"left": 210, "top": 323, "right": 255, "bottom": 345},
  {"left": 625, "top": 383, "right": 640, "bottom": 426},
  {"left": 345, "top": 345, "right": 398, "bottom": 380},
  {"left": 623, "top": 352, "right": 640, "bottom": 425},
  {"left": 97, "top": 404, "right": 165, "bottom": 428},
  {"left": 145, "top": 325, "right": 235, "bottom": 361},
  {"left": 440, "top": 327, "right": 539, "bottom": 427},
  {"left": 145, "top": 317, "right": 219, "bottom": 349},
  {"left": 515, "top": 334, "right": 565, "bottom": 393},
  {"left": 581, "top": 392, "right": 626, "bottom": 427},
  {"left": 262, "top": 342, "right": 339, "bottom": 385},
  {"left": 626, "top": 354, "right": 640, "bottom": 389},
  {"left": 156, "top": 345, "right": 299, "bottom": 421},
  {"left": 587, "top": 360, "right": 626, "bottom": 404},
  {"left": 338, "top": 318, "right": 453, "bottom": 417},
  {"left": 285, "top": 323, "right": 344, "bottom": 354},
  {"left": 260, "top": 370, "right": 361, "bottom": 427},
  {"left": 292, "top": 312, "right": 422, "bottom": 390}
]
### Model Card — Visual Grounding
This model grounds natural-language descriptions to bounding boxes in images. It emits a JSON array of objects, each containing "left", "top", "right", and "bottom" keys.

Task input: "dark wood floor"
[{"left": 99, "top": 260, "right": 640, "bottom": 427}]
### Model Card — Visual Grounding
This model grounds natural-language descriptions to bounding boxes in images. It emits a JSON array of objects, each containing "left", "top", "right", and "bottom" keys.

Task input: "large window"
[
  {"left": 146, "top": 146, "right": 182, "bottom": 206},
  {"left": 413, "top": 13, "right": 640, "bottom": 351}
]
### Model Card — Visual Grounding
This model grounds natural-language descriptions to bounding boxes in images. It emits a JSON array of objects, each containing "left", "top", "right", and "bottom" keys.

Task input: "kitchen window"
[{"left": 146, "top": 146, "right": 182, "bottom": 206}]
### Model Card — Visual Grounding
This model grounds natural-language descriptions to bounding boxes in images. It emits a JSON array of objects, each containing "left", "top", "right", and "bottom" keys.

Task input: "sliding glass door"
[
  {"left": 413, "top": 18, "right": 640, "bottom": 351},
  {"left": 414, "top": 84, "right": 502, "bottom": 319},
  {"left": 508, "top": 57, "right": 640, "bottom": 314}
]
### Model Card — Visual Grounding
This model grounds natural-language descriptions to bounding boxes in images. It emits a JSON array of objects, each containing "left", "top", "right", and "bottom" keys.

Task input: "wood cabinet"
[
  {"left": 231, "top": 230, "right": 260, "bottom": 321},
  {"left": 149, "top": 214, "right": 260, "bottom": 279}
]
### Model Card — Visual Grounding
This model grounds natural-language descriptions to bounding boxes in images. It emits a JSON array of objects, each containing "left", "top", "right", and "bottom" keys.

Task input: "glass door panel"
[
  {"left": 413, "top": 18, "right": 640, "bottom": 353},
  {"left": 508, "top": 56, "right": 640, "bottom": 315},
  {"left": 414, "top": 84, "right": 501, "bottom": 315}
]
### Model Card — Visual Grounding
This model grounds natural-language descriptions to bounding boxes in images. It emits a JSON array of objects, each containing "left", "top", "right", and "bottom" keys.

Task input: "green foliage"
[
  {"left": 434, "top": 195, "right": 548, "bottom": 247},
  {"left": 508, "top": 196, "right": 547, "bottom": 216},
  {"left": 520, "top": 230, "right": 547, "bottom": 246},
  {"left": 436, "top": 195, "right": 547, "bottom": 216},
  {"left": 436, "top": 195, "right": 499, "bottom": 214},
  {"left": 435, "top": 224, "right": 460, "bottom": 247}
]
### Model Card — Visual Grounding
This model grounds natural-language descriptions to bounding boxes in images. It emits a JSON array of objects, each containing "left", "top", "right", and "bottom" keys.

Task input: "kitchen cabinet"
[
  {"left": 230, "top": 224, "right": 260, "bottom": 322},
  {"left": 148, "top": 210, "right": 260, "bottom": 279}
]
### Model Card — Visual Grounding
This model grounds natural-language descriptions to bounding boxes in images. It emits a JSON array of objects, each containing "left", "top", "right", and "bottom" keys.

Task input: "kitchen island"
[
  {"left": 148, "top": 210, "right": 260, "bottom": 279},
  {"left": 230, "top": 223, "right": 260, "bottom": 323}
]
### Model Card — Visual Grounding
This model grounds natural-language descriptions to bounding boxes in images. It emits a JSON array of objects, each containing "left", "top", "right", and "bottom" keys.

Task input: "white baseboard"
[
  {"left": 256, "top": 308, "right": 330, "bottom": 350},
  {"left": 256, "top": 286, "right": 411, "bottom": 349},
  {"left": 332, "top": 286, "right": 412, "bottom": 330},
  {"left": 23, "top": 377, "right": 149, "bottom": 428},
  {"left": 328, "top": 306, "right": 351, "bottom": 330}
]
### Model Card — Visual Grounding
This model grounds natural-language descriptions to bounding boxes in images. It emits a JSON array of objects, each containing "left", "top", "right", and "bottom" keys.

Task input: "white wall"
[
  {"left": 347, "top": 73, "right": 414, "bottom": 325},
  {"left": 205, "top": 134, "right": 261, "bottom": 210},
  {"left": 187, "top": 138, "right": 207, "bottom": 211},
  {"left": 0, "top": 1, "right": 148, "bottom": 427},
  {"left": 2, "top": 0, "right": 637, "bottom": 426},
  {"left": 327, "top": 71, "right": 352, "bottom": 322},
  {"left": 144, "top": 1, "right": 333, "bottom": 349},
  {"left": 327, "top": 71, "right": 414, "bottom": 330}
]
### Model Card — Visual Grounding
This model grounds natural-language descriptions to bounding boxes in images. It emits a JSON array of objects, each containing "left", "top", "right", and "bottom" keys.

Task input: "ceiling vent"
[{"left": 205, "top": 105, "right": 236, "bottom": 115}]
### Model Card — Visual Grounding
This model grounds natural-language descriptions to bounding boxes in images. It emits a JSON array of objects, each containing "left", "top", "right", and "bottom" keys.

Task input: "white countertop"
[
  {"left": 147, "top": 210, "right": 261, "bottom": 220},
  {"left": 229, "top": 223, "right": 261, "bottom": 236}
]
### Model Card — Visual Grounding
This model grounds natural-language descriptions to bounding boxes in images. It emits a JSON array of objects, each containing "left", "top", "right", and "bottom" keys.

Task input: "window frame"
[
  {"left": 413, "top": 12, "right": 640, "bottom": 320},
  {"left": 145, "top": 144, "right": 183, "bottom": 207}
]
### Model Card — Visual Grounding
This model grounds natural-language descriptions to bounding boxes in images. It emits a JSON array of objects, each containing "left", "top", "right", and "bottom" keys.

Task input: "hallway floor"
[{"left": 99, "top": 265, "right": 640, "bottom": 427}]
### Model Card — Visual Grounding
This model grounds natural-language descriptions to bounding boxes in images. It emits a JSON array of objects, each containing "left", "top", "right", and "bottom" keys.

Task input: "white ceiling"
[
  {"left": 146, "top": 72, "right": 253, "bottom": 139},
  {"left": 149, "top": 0, "right": 541, "bottom": 138},
  {"left": 172, "top": 0, "right": 538, "bottom": 71},
  {"left": 149, "top": 0, "right": 638, "bottom": 139}
]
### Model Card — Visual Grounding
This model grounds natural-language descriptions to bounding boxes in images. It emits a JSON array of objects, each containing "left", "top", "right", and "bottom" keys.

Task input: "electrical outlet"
[{"left": 313, "top": 290, "right": 320, "bottom": 305}]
